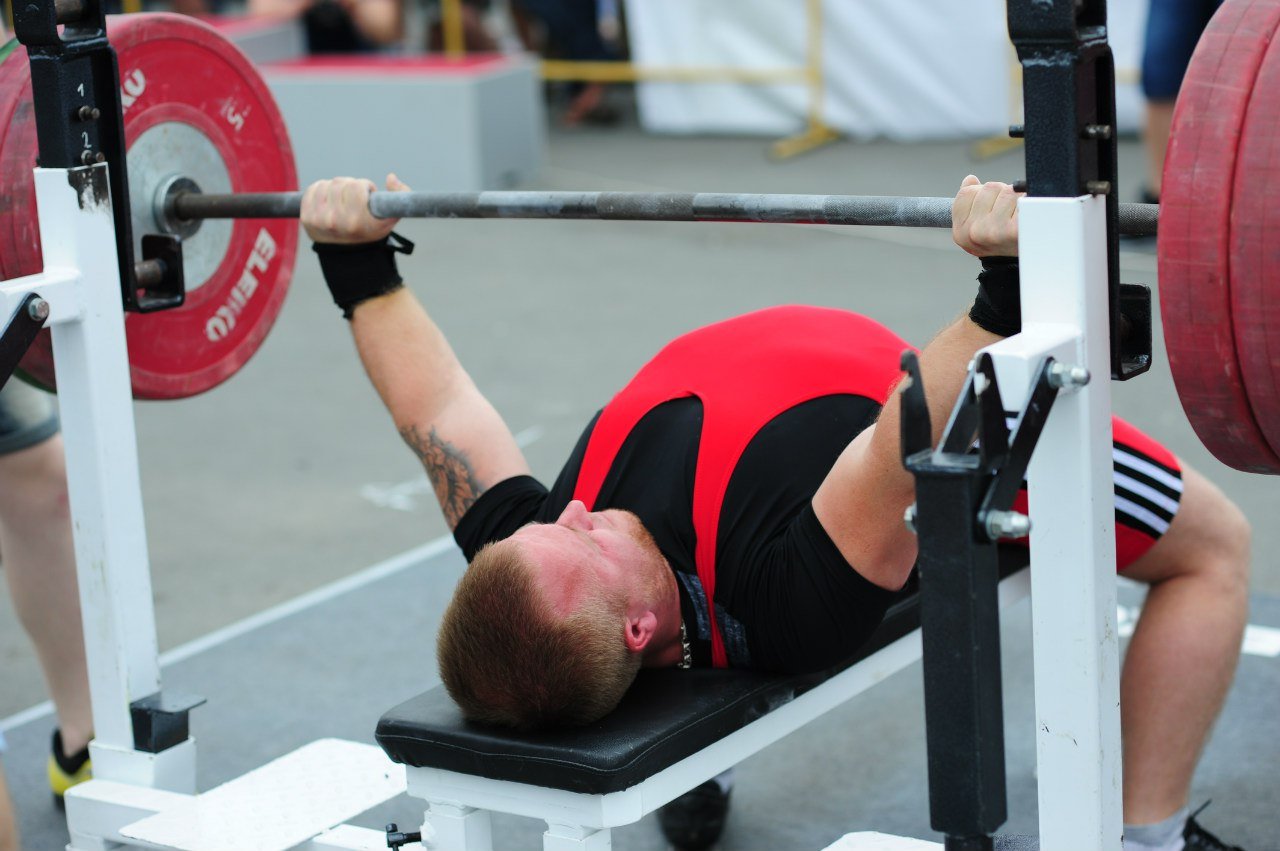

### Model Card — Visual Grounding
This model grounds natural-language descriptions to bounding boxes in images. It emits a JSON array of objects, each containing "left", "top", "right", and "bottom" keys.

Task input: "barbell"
[
  {"left": 161, "top": 187, "right": 1160, "bottom": 234},
  {"left": 0, "top": 11, "right": 1277, "bottom": 473}
]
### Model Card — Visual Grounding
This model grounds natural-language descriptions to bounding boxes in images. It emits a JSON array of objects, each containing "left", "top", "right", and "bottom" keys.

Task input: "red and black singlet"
[
  {"left": 569, "top": 306, "right": 905, "bottom": 667},
  {"left": 453, "top": 306, "right": 1183, "bottom": 674}
]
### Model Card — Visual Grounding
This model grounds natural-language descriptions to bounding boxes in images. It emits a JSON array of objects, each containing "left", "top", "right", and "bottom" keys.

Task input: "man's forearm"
[
  {"left": 302, "top": 177, "right": 531, "bottom": 529},
  {"left": 346, "top": 289, "right": 531, "bottom": 528},
  {"left": 874, "top": 314, "right": 1003, "bottom": 488},
  {"left": 349, "top": 289, "right": 470, "bottom": 431}
]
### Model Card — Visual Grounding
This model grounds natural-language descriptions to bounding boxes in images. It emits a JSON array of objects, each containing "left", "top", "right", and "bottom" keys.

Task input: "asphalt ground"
[{"left": 1, "top": 125, "right": 1277, "bottom": 849}]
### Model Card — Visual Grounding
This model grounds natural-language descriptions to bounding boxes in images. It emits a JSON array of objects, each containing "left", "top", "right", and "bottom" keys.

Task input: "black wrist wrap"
[
  {"left": 314, "top": 232, "right": 415, "bottom": 319},
  {"left": 968, "top": 256, "right": 1021, "bottom": 337}
]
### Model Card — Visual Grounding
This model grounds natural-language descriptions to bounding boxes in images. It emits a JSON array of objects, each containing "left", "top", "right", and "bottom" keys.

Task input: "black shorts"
[{"left": 0, "top": 380, "right": 60, "bottom": 455}]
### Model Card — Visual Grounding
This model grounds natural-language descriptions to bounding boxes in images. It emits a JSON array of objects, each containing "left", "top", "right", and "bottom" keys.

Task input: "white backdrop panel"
[{"left": 623, "top": 0, "right": 1147, "bottom": 139}]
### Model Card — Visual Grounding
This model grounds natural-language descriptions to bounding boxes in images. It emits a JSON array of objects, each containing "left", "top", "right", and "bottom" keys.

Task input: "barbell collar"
[
  {"left": 53, "top": 0, "right": 85, "bottom": 24},
  {"left": 168, "top": 190, "right": 1159, "bottom": 236}
]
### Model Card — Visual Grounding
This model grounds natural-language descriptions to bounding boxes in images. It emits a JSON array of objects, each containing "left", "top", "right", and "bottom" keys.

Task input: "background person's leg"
[
  {"left": 0, "top": 754, "right": 18, "bottom": 851},
  {"left": 1142, "top": 101, "right": 1175, "bottom": 200},
  {"left": 1117, "top": 465, "right": 1250, "bottom": 826},
  {"left": 1139, "top": 0, "right": 1223, "bottom": 197},
  {"left": 515, "top": 0, "right": 612, "bottom": 61},
  {"left": 512, "top": 0, "right": 615, "bottom": 124},
  {"left": 0, "top": 432, "right": 93, "bottom": 759}
]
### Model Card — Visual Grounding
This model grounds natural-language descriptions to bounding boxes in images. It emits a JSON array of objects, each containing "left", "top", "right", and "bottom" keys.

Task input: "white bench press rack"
[{"left": 0, "top": 0, "right": 1142, "bottom": 847}]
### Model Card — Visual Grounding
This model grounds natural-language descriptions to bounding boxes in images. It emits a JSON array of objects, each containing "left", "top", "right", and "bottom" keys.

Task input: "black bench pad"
[
  {"left": 376, "top": 558, "right": 1026, "bottom": 795},
  {"left": 377, "top": 591, "right": 922, "bottom": 794}
]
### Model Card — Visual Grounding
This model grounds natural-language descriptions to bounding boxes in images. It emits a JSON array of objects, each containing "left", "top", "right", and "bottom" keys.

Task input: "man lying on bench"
[{"left": 302, "top": 175, "right": 1251, "bottom": 851}]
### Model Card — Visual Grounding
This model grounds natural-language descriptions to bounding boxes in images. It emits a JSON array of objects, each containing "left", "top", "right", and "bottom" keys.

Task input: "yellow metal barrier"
[
  {"left": 441, "top": 0, "right": 839, "bottom": 159},
  {"left": 772, "top": 0, "right": 839, "bottom": 158},
  {"left": 442, "top": 0, "right": 466, "bottom": 58}
]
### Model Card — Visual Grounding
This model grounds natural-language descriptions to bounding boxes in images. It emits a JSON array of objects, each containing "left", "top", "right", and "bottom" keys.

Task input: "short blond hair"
[{"left": 436, "top": 539, "right": 642, "bottom": 730}]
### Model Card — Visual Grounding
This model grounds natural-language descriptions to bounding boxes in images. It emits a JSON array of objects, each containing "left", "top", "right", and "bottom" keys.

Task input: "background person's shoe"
[
  {"left": 48, "top": 730, "right": 91, "bottom": 809},
  {"left": 1183, "top": 806, "right": 1244, "bottom": 851},
  {"left": 657, "top": 780, "right": 731, "bottom": 851}
]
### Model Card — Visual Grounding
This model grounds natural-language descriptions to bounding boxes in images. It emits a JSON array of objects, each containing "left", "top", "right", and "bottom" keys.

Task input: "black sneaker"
[
  {"left": 657, "top": 780, "right": 731, "bottom": 851},
  {"left": 1183, "top": 811, "right": 1245, "bottom": 851}
]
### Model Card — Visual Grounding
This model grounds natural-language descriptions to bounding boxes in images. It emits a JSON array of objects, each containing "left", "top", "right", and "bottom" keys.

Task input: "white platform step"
[
  {"left": 121, "top": 739, "right": 406, "bottom": 851},
  {"left": 824, "top": 833, "right": 942, "bottom": 850}
]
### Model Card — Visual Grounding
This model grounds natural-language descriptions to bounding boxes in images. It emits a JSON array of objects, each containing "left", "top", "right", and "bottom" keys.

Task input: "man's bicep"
[
  {"left": 399, "top": 385, "right": 532, "bottom": 530},
  {"left": 743, "top": 507, "right": 898, "bottom": 673},
  {"left": 811, "top": 424, "right": 917, "bottom": 591}
]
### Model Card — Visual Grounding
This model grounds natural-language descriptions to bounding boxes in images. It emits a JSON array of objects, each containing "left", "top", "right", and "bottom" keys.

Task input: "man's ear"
[{"left": 623, "top": 611, "right": 658, "bottom": 652}]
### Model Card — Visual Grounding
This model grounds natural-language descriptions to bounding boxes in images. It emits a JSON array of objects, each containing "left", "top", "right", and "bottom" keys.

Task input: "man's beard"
[{"left": 617, "top": 509, "right": 674, "bottom": 601}]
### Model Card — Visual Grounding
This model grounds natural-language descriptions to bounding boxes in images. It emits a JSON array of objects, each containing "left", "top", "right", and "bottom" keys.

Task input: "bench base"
[
  {"left": 401, "top": 571, "right": 1030, "bottom": 851},
  {"left": 65, "top": 739, "right": 405, "bottom": 851}
]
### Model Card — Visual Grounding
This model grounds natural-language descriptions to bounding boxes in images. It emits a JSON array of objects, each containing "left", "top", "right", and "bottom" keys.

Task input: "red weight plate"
[
  {"left": 1231, "top": 21, "right": 1280, "bottom": 462},
  {"left": 1158, "top": 0, "right": 1280, "bottom": 473},
  {"left": 0, "top": 14, "right": 297, "bottom": 399},
  {"left": 0, "top": 38, "right": 38, "bottom": 289}
]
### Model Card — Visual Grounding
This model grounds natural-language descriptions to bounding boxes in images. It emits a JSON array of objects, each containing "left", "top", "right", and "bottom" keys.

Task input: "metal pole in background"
[
  {"left": 537, "top": 62, "right": 807, "bottom": 84},
  {"left": 441, "top": 0, "right": 465, "bottom": 58},
  {"left": 771, "top": 0, "right": 840, "bottom": 159}
]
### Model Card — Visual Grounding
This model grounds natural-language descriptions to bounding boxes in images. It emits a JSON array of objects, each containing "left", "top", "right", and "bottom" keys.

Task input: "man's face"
[{"left": 510, "top": 500, "right": 664, "bottom": 617}]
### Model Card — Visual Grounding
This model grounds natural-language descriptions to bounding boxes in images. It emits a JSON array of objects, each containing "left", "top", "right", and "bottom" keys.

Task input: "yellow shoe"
[{"left": 48, "top": 730, "right": 92, "bottom": 808}]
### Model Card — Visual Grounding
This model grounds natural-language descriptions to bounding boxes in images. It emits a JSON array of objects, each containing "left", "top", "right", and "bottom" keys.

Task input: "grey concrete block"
[
  {"left": 214, "top": 16, "right": 307, "bottom": 66},
  {"left": 263, "top": 54, "right": 545, "bottom": 192}
]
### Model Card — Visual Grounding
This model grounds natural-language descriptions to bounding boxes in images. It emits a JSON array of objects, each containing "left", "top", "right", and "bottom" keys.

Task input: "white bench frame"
[{"left": 401, "top": 573, "right": 1032, "bottom": 851}]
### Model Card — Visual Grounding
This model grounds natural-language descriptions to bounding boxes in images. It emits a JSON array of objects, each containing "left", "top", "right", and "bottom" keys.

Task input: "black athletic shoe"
[
  {"left": 657, "top": 780, "right": 731, "bottom": 851},
  {"left": 1183, "top": 813, "right": 1245, "bottom": 851},
  {"left": 49, "top": 729, "right": 92, "bottom": 810}
]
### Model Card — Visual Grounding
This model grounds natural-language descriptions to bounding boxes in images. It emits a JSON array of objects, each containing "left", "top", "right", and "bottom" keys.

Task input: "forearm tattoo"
[{"left": 398, "top": 425, "right": 485, "bottom": 528}]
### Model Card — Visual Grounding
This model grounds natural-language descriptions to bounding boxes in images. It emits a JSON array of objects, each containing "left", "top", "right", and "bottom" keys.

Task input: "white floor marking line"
[
  {"left": 359, "top": 478, "right": 432, "bottom": 512},
  {"left": 0, "top": 699, "right": 53, "bottom": 732},
  {"left": 0, "top": 534, "right": 459, "bottom": 732},
  {"left": 1243, "top": 624, "right": 1280, "bottom": 658},
  {"left": 361, "top": 424, "right": 545, "bottom": 512},
  {"left": 513, "top": 425, "right": 546, "bottom": 447},
  {"left": 158, "top": 537, "right": 458, "bottom": 668},
  {"left": 1118, "top": 605, "right": 1280, "bottom": 658}
]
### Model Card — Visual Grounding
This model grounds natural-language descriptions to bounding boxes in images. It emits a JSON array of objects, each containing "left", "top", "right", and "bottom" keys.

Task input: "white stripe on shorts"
[
  {"left": 1115, "top": 495, "right": 1172, "bottom": 535},
  {"left": 1113, "top": 471, "right": 1181, "bottom": 516},
  {"left": 1113, "top": 447, "right": 1183, "bottom": 493}
]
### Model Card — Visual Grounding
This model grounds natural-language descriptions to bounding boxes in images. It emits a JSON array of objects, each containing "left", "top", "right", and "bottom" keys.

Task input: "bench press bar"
[{"left": 167, "top": 190, "right": 1161, "bottom": 236}]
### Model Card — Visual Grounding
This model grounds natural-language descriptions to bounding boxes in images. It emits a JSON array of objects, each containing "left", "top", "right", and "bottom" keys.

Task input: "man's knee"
[
  {"left": 1172, "top": 466, "right": 1250, "bottom": 595},
  {"left": 1124, "top": 464, "right": 1251, "bottom": 593},
  {"left": 1206, "top": 486, "right": 1251, "bottom": 593}
]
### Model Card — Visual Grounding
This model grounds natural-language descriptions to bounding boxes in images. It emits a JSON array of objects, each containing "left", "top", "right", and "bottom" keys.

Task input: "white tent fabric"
[{"left": 622, "top": 0, "right": 1147, "bottom": 140}]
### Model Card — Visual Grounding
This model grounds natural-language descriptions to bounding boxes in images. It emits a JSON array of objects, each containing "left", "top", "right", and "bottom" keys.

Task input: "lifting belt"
[{"left": 572, "top": 306, "right": 910, "bottom": 667}]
